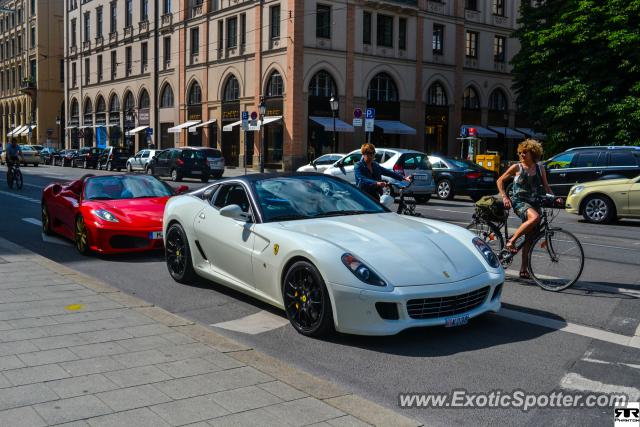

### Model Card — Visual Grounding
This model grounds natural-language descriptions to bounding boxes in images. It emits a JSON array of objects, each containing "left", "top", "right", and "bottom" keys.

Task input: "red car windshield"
[{"left": 84, "top": 175, "right": 174, "bottom": 200}]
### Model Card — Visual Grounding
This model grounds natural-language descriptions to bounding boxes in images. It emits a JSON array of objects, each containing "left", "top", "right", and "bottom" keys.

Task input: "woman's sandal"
[{"left": 519, "top": 271, "right": 531, "bottom": 280}]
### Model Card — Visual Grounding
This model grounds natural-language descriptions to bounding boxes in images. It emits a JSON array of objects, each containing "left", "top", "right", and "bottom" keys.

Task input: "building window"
[
  {"left": 163, "top": 0, "right": 171, "bottom": 14},
  {"left": 270, "top": 5, "right": 280, "bottom": 40},
  {"left": 308, "top": 70, "right": 336, "bottom": 97},
  {"left": 163, "top": 36, "right": 171, "bottom": 66},
  {"left": 427, "top": 82, "right": 448, "bottom": 106},
  {"left": 190, "top": 27, "right": 199, "bottom": 55},
  {"left": 160, "top": 84, "right": 174, "bottom": 108},
  {"left": 125, "top": 46, "right": 132, "bottom": 75},
  {"left": 141, "top": 0, "right": 148, "bottom": 21},
  {"left": 367, "top": 73, "right": 398, "bottom": 102},
  {"left": 60, "top": 59, "right": 64, "bottom": 82},
  {"left": 110, "top": 50, "right": 116, "bottom": 79},
  {"left": 363, "top": 11, "right": 371, "bottom": 45},
  {"left": 141, "top": 42, "right": 148, "bottom": 71},
  {"left": 71, "top": 19, "right": 77, "bottom": 47},
  {"left": 465, "top": 31, "right": 478, "bottom": 58},
  {"left": 494, "top": 35, "right": 506, "bottom": 62},
  {"left": 188, "top": 81, "right": 202, "bottom": 104},
  {"left": 70, "top": 99, "right": 79, "bottom": 122},
  {"left": 223, "top": 76, "right": 239, "bottom": 101},
  {"left": 109, "top": 95, "right": 119, "bottom": 116},
  {"left": 227, "top": 18, "right": 237, "bottom": 49},
  {"left": 376, "top": 14, "right": 393, "bottom": 48},
  {"left": 72, "top": 62, "right": 77, "bottom": 87},
  {"left": 125, "top": 0, "right": 133, "bottom": 27},
  {"left": 85, "top": 58, "right": 90, "bottom": 84},
  {"left": 96, "top": 7, "right": 103, "bottom": 38},
  {"left": 31, "top": 0, "right": 36, "bottom": 15},
  {"left": 84, "top": 99, "right": 93, "bottom": 125},
  {"left": 492, "top": 0, "right": 505, "bottom": 16},
  {"left": 124, "top": 91, "right": 134, "bottom": 112},
  {"left": 139, "top": 89, "right": 150, "bottom": 108},
  {"left": 463, "top": 86, "right": 480, "bottom": 109},
  {"left": 84, "top": 12, "right": 91, "bottom": 43},
  {"left": 97, "top": 55, "right": 103, "bottom": 81},
  {"left": 465, "top": 0, "right": 478, "bottom": 11},
  {"left": 399, "top": 18, "right": 407, "bottom": 50},
  {"left": 96, "top": 96, "right": 106, "bottom": 118},
  {"left": 316, "top": 5, "right": 331, "bottom": 39},
  {"left": 17, "top": 35, "right": 22, "bottom": 51},
  {"left": 489, "top": 89, "right": 507, "bottom": 111},
  {"left": 30, "top": 59, "right": 36, "bottom": 79},
  {"left": 267, "top": 71, "right": 283, "bottom": 97},
  {"left": 17, "top": 8, "right": 22, "bottom": 23},
  {"left": 433, "top": 24, "right": 444, "bottom": 54},
  {"left": 240, "top": 13, "right": 246, "bottom": 46},
  {"left": 110, "top": 2, "right": 117, "bottom": 33}
]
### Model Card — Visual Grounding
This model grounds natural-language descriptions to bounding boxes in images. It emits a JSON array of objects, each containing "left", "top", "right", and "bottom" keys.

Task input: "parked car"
[
  {"left": 40, "top": 148, "right": 59, "bottom": 165},
  {"left": 98, "top": 146, "right": 129, "bottom": 171},
  {"left": 185, "top": 147, "right": 225, "bottom": 179},
  {"left": 73, "top": 147, "right": 103, "bottom": 168},
  {"left": 544, "top": 146, "right": 640, "bottom": 197},
  {"left": 297, "top": 153, "right": 345, "bottom": 173},
  {"left": 324, "top": 148, "right": 435, "bottom": 203},
  {"left": 126, "top": 149, "right": 159, "bottom": 173},
  {"left": 428, "top": 156, "right": 497, "bottom": 201},
  {"left": 31, "top": 145, "right": 44, "bottom": 152},
  {"left": 53, "top": 149, "right": 78, "bottom": 167},
  {"left": 565, "top": 175, "right": 640, "bottom": 223},
  {"left": 18, "top": 145, "right": 41, "bottom": 166},
  {"left": 148, "top": 147, "right": 211, "bottom": 182}
]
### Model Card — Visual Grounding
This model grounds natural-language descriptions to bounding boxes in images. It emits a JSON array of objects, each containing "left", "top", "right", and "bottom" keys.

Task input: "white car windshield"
[
  {"left": 254, "top": 175, "right": 386, "bottom": 222},
  {"left": 84, "top": 175, "right": 174, "bottom": 200}
]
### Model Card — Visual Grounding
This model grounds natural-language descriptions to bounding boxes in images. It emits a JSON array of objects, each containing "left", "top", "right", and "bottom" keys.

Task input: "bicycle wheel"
[
  {"left": 466, "top": 219, "right": 504, "bottom": 253},
  {"left": 528, "top": 229, "right": 584, "bottom": 291},
  {"left": 14, "top": 170, "right": 23, "bottom": 189}
]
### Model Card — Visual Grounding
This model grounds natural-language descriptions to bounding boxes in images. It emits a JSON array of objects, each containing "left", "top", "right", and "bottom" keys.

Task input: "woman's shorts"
[{"left": 513, "top": 200, "right": 541, "bottom": 222}]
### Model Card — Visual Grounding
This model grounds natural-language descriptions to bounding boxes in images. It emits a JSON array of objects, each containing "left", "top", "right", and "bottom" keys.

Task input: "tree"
[{"left": 512, "top": 0, "right": 640, "bottom": 153}]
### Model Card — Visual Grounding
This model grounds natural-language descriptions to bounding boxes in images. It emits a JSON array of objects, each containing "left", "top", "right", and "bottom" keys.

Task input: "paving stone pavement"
[{"left": 0, "top": 238, "right": 421, "bottom": 427}]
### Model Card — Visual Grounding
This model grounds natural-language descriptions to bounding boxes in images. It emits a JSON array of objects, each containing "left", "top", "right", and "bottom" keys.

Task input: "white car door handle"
[{"left": 198, "top": 212, "right": 206, "bottom": 220}]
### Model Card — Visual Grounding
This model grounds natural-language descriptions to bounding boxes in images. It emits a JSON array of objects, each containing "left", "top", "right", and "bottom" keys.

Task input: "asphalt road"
[{"left": 1, "top": 164, "right": 639, "bottom": 427}]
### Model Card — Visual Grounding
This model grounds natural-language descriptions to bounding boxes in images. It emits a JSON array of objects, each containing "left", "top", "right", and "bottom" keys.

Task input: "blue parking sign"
[
  {"left": 366, "top": 108, "right": 376, "bottom": 119},
  {"left": 146, "top": 128, "right": 153, "bottom": 136},
  {"left": 242, "top": 111, "right": 249, "bottom": 120}
]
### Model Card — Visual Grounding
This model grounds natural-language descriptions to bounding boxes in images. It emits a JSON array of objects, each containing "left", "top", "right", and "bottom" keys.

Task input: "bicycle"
[
  {"left": 467, "top": 194, "right": 584, "bottom": 291},
  {"left": 385, "top": 180, "right": 422, "bottom": 217},
  {"left": 6, "top": 161, "right": 23, "bottom": 190}
]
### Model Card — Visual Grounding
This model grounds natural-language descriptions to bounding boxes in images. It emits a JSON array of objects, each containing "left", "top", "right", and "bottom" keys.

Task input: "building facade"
[
  {"left": 0, "top": 0, "right": 64, "bottom": 148},
  {"left": 65, "top": 0, "right": 526, "bottom": 170}
]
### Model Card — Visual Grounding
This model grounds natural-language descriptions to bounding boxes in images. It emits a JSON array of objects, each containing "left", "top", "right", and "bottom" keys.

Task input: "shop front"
[
  {"left": 95, "top": 111, "right": 107, "bottom": 149},
  {"left": 425, "top": 106, "right": 448, "bottom": 155},
  {"left": 307, "top": 96, "right": 355, "bottom": 160},
  {"left": 186, "top": 105, "right": 202, "bottom": 147},
  {"left": 263, "top": 98, "right": 283, "bottom": 168},
  {"left": 221, "top": 101, "right": 240, "bottom": 166}
]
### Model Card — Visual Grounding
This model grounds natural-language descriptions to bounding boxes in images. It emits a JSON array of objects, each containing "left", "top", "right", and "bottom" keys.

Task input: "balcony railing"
[
  {"left": 123, "top": 26, "right": 133, "bottom": 38},
  {"left": 109, "top": 31, "right": 118, "bottom": 43},
  {"left": 82, "top": 40, "right": 91, "bottom": 51},
  {"left": 69, "top": 45, "right": 77, "bottom": 56},
  {"left": 20, "top": 77, "right": 36, "bottom": 90},
  {"left": 161, "top": 13, "right": 172, "bottom": 27},
  {"left": 139, "top": 20, "right": 149, "bottom": 33},
  {"left": 95, "top": 35, "right": 104, "bottom": 47},
  {"left": 191, "top": 4, "right": 203, "bottom": 18}
]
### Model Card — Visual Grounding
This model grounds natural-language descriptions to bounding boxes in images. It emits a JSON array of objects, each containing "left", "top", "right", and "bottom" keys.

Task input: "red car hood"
[{"left": 83, "top": 197, "right": 170, "bottom": 228}]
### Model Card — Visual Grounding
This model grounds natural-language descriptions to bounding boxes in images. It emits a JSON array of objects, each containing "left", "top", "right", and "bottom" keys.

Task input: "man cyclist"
[{"left": 5, "top": 138, "right": 23, "bottom": 170}]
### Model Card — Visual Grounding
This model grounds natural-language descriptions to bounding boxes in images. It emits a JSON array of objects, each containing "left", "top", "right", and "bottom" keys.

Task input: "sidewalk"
[{"left": 0, "top": 238, "right": 420, "bottom": 427}]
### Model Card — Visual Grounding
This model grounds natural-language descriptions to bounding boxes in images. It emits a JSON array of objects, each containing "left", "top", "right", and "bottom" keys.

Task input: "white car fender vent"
[
  {"left": 194, "top": 240, "right": 208, "bottom": 260},
  {"left": 491, "top": 283, "right": 503, "bottom": 302},
  {"left": 375, "top": 302, "right": 400, "bottom": 320}
]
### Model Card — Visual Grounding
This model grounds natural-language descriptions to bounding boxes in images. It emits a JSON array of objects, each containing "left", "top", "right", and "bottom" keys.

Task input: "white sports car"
[{"left": 163, "top": 173, "right": 504, "bottom": 337}]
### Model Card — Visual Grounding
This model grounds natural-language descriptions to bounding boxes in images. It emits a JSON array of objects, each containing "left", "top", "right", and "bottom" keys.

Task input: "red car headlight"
[{"left": 93, "top": 209, "right": 119, "bottom": 222}]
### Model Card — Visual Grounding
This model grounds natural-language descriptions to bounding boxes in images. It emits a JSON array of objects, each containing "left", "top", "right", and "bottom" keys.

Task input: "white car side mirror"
[
  {"left": 380, "top": 195, "right": 394, "bottom": 209},
  {"left": 220, "top": 204, "right": 249, "bottom": 221}
]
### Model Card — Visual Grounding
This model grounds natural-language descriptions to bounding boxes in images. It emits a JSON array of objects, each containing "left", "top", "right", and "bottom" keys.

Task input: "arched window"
[
  {"left": 109, "top": 94, "right": 120, "bottom": 112},
  {"left": 160, "top": 84, "right": 174, "bottom": 108},
  {"left": 427, "top": 82, "right": 448, "bottom": 106},
  {"left": 489, "top": 89, "right": 507, "bottom": 111},
  {"left": 463, "top": 86, "right": 480, "bottom": 109},
  {"left": 266, "top": 71, "right": 284, "bottom": 97},
  {"left": 222, "top": 77, "right": 239, "bottom": 101},
  {"left": 139, "top": 89, "right": 150, "bottom": 109},
  {"left": 70, "top": 99, "right": 79, "bottom": 118},
  {"left": 308, "top": 70, "right": 336, "bottom": 98},
  {"left": 123, "top": 91, "right": 134, "bottom": 111},
  {"left": 95, "top": 96, "right": 106, "bottom": 113},
  {"left": 367, "top": 72, "right": 398, "bottom": 102},
  {"left": 188, "top": 81, "right": 202, "bottom": 105},
  {"left": 83, "top": 98, "right": 93, "bottom": 124}
]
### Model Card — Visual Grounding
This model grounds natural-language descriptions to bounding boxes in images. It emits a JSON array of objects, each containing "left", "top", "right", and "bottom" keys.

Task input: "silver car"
[
  {"left": 126, "top": 149, "right": 158, "bottom": 172},
  {"left": 324, "top": 148, "right": 435, "bottom": 203},
  {"left": 297, "top": 153, "right": 345, "bottom": 172},
  {"left": 18, "top": 145, "right": 41, "bottom": 166}
]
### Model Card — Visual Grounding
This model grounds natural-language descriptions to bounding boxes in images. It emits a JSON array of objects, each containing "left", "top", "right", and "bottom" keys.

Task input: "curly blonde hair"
[
  {"left": 360, "top": 143, "right": 376, "bottom": 154},
  {"left": 517, "top": 139, "right": 543, "bottom": 162}
]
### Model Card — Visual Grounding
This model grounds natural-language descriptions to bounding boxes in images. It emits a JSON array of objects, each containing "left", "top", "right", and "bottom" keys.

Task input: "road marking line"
[
  {"left": 211, "top": 310, "right": 290, "bottom": 335},
  {"left": 0, "top": 190, "right": 39, "bottom": 204},
  {"left": 581, "top": 354, "right": 640, "bottom": 370},
  {"left": 22, "top": 218, "right": 72, "bottom": 246},
  {"left": 22, "top": 218, "right": 42, "bottom": 226},
  {"left": 498, "top": 308, "right": 640, "bottom": 349},
  {"left": 560, "top": 372, "right": 639, "bottom": 402}
]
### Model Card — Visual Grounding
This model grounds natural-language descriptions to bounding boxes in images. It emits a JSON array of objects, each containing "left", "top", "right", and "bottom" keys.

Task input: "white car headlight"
[
  {"left": 93, "top": 209, "right": 119, "bottom": 222},
  {"left": 570, "top": 185, "right": 584, "bottom": 196},
  {"left": 472, "top": 238, "right": 500, "bottom": 269},
  {"left": 341, "top": 253, "right": 386, "bottom": 287}
]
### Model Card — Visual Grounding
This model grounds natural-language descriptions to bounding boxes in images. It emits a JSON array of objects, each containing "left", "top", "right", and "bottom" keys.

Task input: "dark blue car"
[{"left": 428, "top": 155, "right": 497, "bottom": 201}]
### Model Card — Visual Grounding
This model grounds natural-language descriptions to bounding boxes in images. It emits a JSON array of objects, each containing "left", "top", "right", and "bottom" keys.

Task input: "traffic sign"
[
  {"left": 250, "top": 111, "right": 258, "bottom": 120},
  {"left": 146, "top": 128, "right": 153, "bottom": 136},
  {"left": 242, "top": 111, "right": 249, "bottom": 120},
  {"left": 242, "top": 111, "right": 249, "bottom": 131},
  {"left": 354, "top": 108, "right": 362, "bottom": 119},
  {"left": 364, "top": 119, "right": 374, "bottom": 132},
  {"left": 365, "top": 108, "right": 376, "bottom": 119},
  {"left": 353, "top": 118, "right": 363, "bottom": 127}
]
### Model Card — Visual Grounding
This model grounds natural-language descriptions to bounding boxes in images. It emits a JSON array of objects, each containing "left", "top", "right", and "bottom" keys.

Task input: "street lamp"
[
  {"left": 55, "top": 116, "right": 61, "bottom": 149},
  {"left": 258, "top": 96, "right": 266, "bottom": 173},
  {"left": 329, "top": 95, "right": 339, "bottom": 153}
]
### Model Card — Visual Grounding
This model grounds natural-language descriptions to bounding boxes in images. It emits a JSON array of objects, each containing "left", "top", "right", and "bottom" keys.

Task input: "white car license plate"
[
  {"left": 149, "top": 231, "right": 163, "bottom": 240},
  {"left": 413, "top": 174, "right": 428, "bottom": 181},
  {"left": 445, "top": 315, "right": 469, "bottom": 327},
  {"left": 483, "top": 176, "right": 494, "bottom": 182}
]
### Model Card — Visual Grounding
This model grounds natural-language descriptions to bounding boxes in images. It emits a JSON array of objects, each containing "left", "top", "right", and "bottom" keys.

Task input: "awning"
[
  {"left": 488, "top": 126, "right": 526, "bottom": 139},
  {"left": 374, "top": 120, "right": 416, "bottom": 135},
  {"left": 460, "top": 125, "right": 498, "bottom": 138},
  {"left": 262, "top": 116, "right": 282, "bottom": 126},
  {"left": 309, "top": 116, "right": 354, "bottom": 133},
  {"left": 168, "top": 120, "right": 200, "bottom": 133},
  {"left": 125, "top": 125, "right": 149, "bottom": 136},
  {"left": 7, "top": 125, "right": 26, "bottom": 137},
  {"left": 516, "top": 128, "right": 547, "bottom": 140},
  {"left": 18, "top": 125, "right": 36, "bottom": 136},
  {"left": 222, "top": 120, "right": 242, "bottom": 132},
  {"left": 190, "top": 119, "right": 216, "bottom": 129}
]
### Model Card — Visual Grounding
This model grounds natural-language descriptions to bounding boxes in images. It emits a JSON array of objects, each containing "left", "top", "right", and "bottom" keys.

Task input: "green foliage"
[{"left": 512, "top": 0, "right": 640, "bottom": 152}]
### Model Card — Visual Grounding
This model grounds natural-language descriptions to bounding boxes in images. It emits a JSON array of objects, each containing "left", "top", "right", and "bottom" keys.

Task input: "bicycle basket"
[{"left": 475, "top": 195, "right": 508, "bottom": 222}]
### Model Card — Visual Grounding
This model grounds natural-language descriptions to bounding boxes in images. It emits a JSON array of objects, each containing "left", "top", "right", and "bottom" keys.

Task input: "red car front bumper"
[{"left": 86, "top": 221, "right": 164, "bottom": 254}]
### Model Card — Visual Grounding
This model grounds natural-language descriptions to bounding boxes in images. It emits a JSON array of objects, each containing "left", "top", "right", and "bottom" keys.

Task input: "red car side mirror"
[{"left": 175, "top": 185, "right": 189, "bottom": 195}]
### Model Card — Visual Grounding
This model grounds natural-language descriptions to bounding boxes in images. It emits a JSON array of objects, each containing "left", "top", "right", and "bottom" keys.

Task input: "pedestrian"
[{"left": 354, "top": 143, "right": 411, "bottom": 200}]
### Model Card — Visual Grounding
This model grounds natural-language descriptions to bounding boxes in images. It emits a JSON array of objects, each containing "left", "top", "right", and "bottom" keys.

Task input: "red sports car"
[{"left": 41, "top": 174, "right": 188, "bottom": 255}]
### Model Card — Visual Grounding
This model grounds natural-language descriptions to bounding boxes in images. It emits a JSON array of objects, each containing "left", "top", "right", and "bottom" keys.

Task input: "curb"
[{"left": 3, "top": 238, "right": 422, "bottom": 427}]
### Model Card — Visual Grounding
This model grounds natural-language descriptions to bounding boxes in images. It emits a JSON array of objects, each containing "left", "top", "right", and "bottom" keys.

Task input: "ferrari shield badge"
[{"left": 273, "top": 244, "right": 280, "bottom": 255}]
